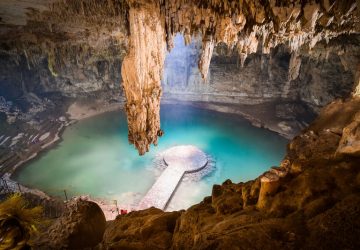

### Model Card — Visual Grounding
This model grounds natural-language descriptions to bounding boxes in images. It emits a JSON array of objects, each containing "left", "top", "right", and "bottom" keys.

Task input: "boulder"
[
  {"left": 34, "top": 199, "right": 106, "bottom": 249},
  {"left": 102, "top": 207, "right": 181, "bottom": 249}
]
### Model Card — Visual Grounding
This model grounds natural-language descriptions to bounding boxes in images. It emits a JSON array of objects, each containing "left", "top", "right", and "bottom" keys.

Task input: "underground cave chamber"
[
  {"left": 12, "top": 34, "right": 288, "bottom": 212},
  {"left": 0, "top": 0, "right": 359, "bottom": 249}
]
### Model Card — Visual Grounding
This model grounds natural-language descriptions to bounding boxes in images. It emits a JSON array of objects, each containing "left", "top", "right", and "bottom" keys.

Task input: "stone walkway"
[{"left": 138, "top": 145, "right": 208, "bottom": 210}]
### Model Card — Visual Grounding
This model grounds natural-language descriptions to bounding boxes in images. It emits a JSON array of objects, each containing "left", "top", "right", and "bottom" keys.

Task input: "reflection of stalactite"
[{"left": 121, "top": 1, "right": 166, "bottom": 155}]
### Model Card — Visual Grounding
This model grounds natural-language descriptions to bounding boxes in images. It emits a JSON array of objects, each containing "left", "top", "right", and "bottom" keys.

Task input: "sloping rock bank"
[{"left": 100, "top": 97, "right": 360, "bottom": 249}]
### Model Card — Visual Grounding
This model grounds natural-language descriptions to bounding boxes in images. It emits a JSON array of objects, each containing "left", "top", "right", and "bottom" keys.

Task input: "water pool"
[{"left": 14, "top": 104, "right": 288, "bottom": 211}]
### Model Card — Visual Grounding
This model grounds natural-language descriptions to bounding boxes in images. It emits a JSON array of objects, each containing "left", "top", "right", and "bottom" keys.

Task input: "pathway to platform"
[{"left": 137, "top": 145, "right": 208, "bottom": 210}]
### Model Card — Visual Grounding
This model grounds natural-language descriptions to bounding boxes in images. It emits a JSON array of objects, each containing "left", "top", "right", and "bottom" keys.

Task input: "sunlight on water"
[{"left": 15, "top": 104, "right": 288, "bottom": 211}]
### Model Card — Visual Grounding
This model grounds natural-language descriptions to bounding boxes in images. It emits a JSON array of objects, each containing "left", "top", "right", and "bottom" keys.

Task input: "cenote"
[{"left": 14, "top": 104, "right": 287, "bottom": 211}]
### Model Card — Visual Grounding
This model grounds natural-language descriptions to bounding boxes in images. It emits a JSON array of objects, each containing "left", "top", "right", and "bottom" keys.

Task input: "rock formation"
[
  {"left": 34, "top": 199, "right": 106, "bottom": 249},
  {"left": 121, "top": 0, "right": 359, "bottom": 153},
  {"left": 103, "top": 207, "right": 181, "bottom": 249},
  {"left": 101, "top": 96, "right": 360, "bottom": 249},
  {"left": 121, "top": 1, "right": 166, "bottom": 155},
  {"left": 162, "top": 34, "right": 359, "bottom": 109},
  {"left": 198, "top": 38, "right": 215, "bottom": 80},
  {"left": 0, "top": 1, "right": 360, "bottom": 249}
]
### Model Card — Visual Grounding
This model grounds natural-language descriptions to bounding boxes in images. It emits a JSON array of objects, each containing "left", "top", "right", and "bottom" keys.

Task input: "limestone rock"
[
  {"left": 198, "top": 38, "right": 214, "bottom": 80},
  {"left": 121, "top": 1, "right": 167, "bottom": 155},
  {"left": 98, "top": 97, "right": 360, "bottom": 249},
  {"left": 34, "top": 199, "right": 106, "bottom": 249},
  {"left": 337, "top": 109, "right": 360, "bottom": 156},
  {"left": 305, "top": 195, "right": 360, "bottom": 249},
  {"left": 288, "top": 51, "right": 302, "bottom": 82},
  {"left": 102, "top": 207, "right": 181, "bottom": 249},
  {"left": 124, "top": 0, "right": 359, "bottom": 152}
]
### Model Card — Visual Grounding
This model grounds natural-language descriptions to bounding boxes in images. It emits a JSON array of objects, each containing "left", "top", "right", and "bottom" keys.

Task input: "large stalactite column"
[{"left": 121, "top": 1, "right": 166, "bottom": 155}]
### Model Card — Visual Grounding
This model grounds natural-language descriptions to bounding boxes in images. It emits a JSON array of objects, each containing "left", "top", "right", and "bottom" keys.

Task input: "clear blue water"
[{"left": 14, "top": 104, "right": 287, "bottom": 210}]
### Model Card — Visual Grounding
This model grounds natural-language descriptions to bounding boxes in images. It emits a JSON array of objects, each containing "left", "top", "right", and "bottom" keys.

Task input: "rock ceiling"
[{"left": 0, "top": 0, "right": 359, "bottom": 154}]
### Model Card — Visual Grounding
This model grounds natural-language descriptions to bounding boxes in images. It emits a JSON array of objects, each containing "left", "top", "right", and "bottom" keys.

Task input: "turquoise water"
[{"left": 15, "top": 104, "right": 287, "bottom": 210}]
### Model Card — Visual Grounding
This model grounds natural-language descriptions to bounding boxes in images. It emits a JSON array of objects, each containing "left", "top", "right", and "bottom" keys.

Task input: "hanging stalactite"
[
  {"left": 118, "top": 0, "right": 359, "bottom": 154},
  {"left": 121, "top": 0, "right": 167, "bottom": 155}
]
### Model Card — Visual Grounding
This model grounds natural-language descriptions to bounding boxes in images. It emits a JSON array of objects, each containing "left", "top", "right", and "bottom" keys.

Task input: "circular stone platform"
[
  {"left": 163, "top": 145, "right": 208, "bottom": 173},
  {"left": 138, "top": 145, "right": 209, "bottom": 210}
]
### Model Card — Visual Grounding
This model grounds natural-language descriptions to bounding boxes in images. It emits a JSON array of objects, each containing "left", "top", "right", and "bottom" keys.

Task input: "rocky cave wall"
[
  {"left": 1, "top": 34, "right": 358, "bottom": 117},
  {"left": 0, "top": 0, "right": 129, "bottom": 100},
  {"left": 0, "top": 0, "right": 129, "bottom": 124},
  {"left": 162, "top": 34, "right": 359, "bottom": 111},
  {"left": 0, "top": 44, "right": 123, "bottom": 99}
]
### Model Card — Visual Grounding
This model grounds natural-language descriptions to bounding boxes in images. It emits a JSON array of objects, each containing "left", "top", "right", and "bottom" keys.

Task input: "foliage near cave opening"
[{"left": 0, "top": 193, "right": 44, "bottom": 250}]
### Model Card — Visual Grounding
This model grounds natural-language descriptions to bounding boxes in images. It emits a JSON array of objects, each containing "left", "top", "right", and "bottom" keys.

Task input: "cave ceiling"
[{"left": 0, "top": 0, "right": 359, "bottom": 154}]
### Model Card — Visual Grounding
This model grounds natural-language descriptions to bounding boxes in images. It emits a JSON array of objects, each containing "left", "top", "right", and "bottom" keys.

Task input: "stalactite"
[
  {"left": 156, "top": 0, "right": 358, "bottom": 83},
  {"left": 121, "top": 0, "right": 166, "bottom": 155},
  {"left": 198, "top": 36, "right": 214, "bottom": 80},
  {"left": 2, "top": 0, "right": 357, "bottom": 154},
  {"left": 117, "top": 0, "right": 359, "bottom": 154},
  {"left": 288, "top": 51, "right": 301, "bottom": 82}
]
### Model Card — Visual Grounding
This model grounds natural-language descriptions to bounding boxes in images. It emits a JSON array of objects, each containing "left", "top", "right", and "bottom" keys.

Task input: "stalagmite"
[
  {"left": 257, "top": 172, "right": 280, "bottom": 209},
  {"left": 121, "top": 1, "right": 166, "bottom": 155}
]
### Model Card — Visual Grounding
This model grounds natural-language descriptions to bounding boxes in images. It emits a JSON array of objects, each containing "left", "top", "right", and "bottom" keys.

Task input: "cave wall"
[
  {"left": 0, "top": 42, "right": 124, "bottom": 116},
  {"left": 162, "top": 35, "right": 359, "bottom": 112},
  {"left": 1, "top": 34, "right": 357, "bottom": 119},
  {"left": 0, "top": 0, "right": 129, "bottom": 108},
  {"left": 0, "top": 33, "right": 359, "bottom": 139},
  {"left": 2, "top": 34, "right": 358, "bottom": 108}
]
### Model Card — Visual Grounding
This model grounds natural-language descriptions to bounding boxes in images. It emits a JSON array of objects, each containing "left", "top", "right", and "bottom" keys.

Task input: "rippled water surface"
[{"left": 15, "top": 104, "right": 288, "bottom": 210}]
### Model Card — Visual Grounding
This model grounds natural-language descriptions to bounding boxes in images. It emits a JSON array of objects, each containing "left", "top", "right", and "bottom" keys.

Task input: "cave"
[{"left": 0, "top": 1, "right": 359, "bottom": 249}]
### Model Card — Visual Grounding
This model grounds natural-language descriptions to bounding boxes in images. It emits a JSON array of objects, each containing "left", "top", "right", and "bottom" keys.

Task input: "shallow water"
[{"left": 15, "top": 104, "right": 288, "bottom": 211}]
